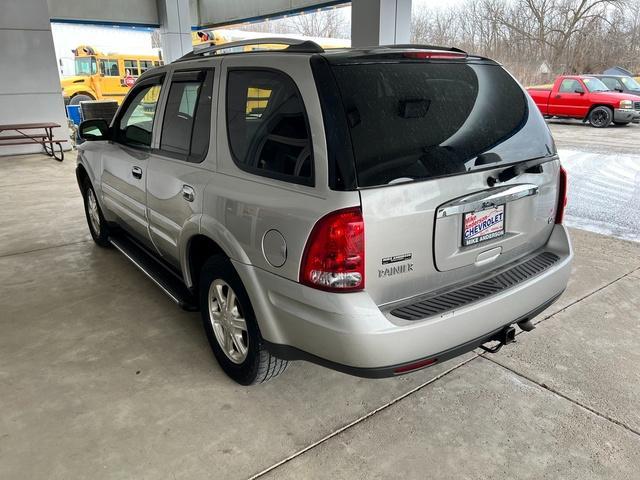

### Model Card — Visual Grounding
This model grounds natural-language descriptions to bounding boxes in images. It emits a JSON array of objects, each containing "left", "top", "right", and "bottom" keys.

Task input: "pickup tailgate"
[{"left": 527, "top": 88, "right": 552, "bottom": 115}]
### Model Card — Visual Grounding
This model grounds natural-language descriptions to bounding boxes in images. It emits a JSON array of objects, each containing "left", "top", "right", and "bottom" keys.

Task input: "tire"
[
  {"left": 614, "top": 121, "right": 631, "bottom": 126},
  {"left": 588, "top": 106, "right": 613, "bottom": 128},
  {"left": 70, "top": 94, "right": 93, "bottom": 106},
  {"left": 199, "top": 255, "right": 288, "bottom": 385},
  {"left": 82, "top": 179, "right": 110, "bottom": 247}
]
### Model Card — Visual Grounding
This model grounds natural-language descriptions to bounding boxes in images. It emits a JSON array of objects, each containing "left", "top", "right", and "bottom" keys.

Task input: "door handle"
[
  {"left": 132, "top": 166, "right": 143, "bottom": 179},
  {"left": 182, "top": 185, "right": 195, "bottom": 202}
]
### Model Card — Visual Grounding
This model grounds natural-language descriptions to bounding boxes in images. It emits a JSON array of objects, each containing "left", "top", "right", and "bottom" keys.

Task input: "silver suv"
[{"left": 76, "top": 39, "right": 572, "bottom": 385}]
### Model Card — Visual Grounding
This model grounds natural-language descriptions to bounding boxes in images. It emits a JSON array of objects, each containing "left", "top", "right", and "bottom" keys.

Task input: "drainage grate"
[{"left": 390, "top": 252, "right": 560, "bottom": 321}]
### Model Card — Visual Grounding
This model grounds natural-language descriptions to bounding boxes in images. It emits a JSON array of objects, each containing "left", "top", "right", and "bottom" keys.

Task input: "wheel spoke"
[
  {"left": 230, "top": 316, "right": 247, "bottom": 332},
  {"left": 226, "top": 290, "right": 236, "bottom": 315}
]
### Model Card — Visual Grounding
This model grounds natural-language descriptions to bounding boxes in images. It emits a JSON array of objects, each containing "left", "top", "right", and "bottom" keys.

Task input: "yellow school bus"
[{"left": 61, "top": 45, "right": 163, "bottom": 105}]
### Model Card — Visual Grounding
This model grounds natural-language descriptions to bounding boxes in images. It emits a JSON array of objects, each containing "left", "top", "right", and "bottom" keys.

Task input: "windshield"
[
  {"left": 583, "top": 77, "right": 610, "bottom": 92},
  {"left": 326, "top": 61, "right": 554, "bottom": 188},
  {"left": 75, "top": 57, "right": 97, "bottom": 76},
  {"left": 621, "top": 76, "right": 640, "bottom": 91}
]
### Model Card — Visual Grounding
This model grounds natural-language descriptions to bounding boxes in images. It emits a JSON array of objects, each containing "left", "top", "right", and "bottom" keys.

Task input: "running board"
[{"left": 109, "top": 233, "right": 198, "bottom": 311}]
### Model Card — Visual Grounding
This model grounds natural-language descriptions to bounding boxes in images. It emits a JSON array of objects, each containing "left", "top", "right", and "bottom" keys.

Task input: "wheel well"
[
  {"left": 586, "top": 104, "right": 614, "bottom": 118},
  {"left": 76, "top": 164, "right": 89, "bottom": 190},
  {"left": 187, "top": 235, "right": 226, "bottom": 289},
  {"left": 72, "top": 92, "right": 95, "bottom": 100}
]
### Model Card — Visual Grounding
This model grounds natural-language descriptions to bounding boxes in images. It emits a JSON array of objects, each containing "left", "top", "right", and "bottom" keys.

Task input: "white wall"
[
  {"left": 0, "top": 0, "right": 69, "bottom": 155},
  {"left": 47, "top": 0, "right": 158, "bottom": 25}
]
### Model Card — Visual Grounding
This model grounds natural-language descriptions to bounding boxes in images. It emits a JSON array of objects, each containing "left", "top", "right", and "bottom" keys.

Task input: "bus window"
[
  {"left": 75, "top": 57, "right": 97, "bottom": 76},
  {"left": 139, "top": 60, "right": 154, "bottom": 74},
  {"left": 99, "top": 59, "right": 120, "bottom": 77},
  {"left": 124, "top": 60, "right": 140, "bottom": 76},
  {"left": 153, "top": 60, "right": 164, "bottom": 67}
]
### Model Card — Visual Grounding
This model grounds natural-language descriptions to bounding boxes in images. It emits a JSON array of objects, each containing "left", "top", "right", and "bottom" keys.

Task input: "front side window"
[
  {"left": 160, "top": 69, "right": 213, "bottom": 161},
  {"left": 75, "top": 57, "right": 97, "bottom": 76},
  {"left": 124, "top": 60, "right": 139, "bottom": 76},
  {"left": 226, "top": 69, "right": 313, "bottom": 185},
  {"left": 99, "top": 59, "right": 119, "bottom": 77},
  {"left": 559, "top": 79, "right": 581, "bottom": 93},
  {"left": 116, "top": 78, "right": 163, "bottom": 147}
]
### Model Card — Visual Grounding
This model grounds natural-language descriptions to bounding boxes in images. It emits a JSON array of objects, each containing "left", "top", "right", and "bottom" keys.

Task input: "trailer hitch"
[{"left": 479, "top": 326, "right": 516, "bottom": 354}]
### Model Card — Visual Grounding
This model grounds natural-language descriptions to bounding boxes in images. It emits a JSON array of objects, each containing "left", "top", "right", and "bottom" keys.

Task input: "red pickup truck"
[{"left": 527, "top": 75, "right": 640, "bottom": 127}]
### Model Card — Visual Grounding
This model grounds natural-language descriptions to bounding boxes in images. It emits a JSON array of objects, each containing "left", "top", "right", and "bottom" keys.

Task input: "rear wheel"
[
  {"left": 82, "top": 179, "right": 110, "bottom": 247},
  {"left": 199, "top": 255, "right": 288, "bottom": 385},
  {"left": 588, "top": 106, "right": 613, "bottom": 128},
  {"left": 70, "top": 94, "right": 93, "bottom": 105}
]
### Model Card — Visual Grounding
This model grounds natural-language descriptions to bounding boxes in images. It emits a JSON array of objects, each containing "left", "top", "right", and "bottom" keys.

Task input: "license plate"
[{"left": 463, "top": 205, "right": 505, "bottom": 246}]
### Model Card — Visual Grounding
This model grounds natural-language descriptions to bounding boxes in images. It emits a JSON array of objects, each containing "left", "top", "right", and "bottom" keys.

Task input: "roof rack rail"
[
  {"left": 376, "top": 44, "right": 467, "bottom": 54},
  {"left": 177, "top": 37, "right": 324, "bottom": 62}
]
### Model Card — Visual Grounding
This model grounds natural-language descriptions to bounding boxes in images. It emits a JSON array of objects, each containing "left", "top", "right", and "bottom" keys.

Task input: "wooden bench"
[{"left": 0, "top": 122, "right": 68, "bottom": 161}]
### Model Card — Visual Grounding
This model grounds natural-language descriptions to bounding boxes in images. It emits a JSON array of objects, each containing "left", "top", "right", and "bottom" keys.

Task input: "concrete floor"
[{"left": 0, "top": 149, "right": 639, "bottom": 479}]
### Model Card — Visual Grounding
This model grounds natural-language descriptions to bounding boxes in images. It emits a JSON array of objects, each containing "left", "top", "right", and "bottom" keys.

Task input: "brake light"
[
  {"left": 300, "top": 207, "right": 365, "bottom": 292},
  {"left": 403, "top": 51, "right": 467, "bottom": 60},
  {"left": 555, "top": 166, "right": 568, "bottom": 224}
]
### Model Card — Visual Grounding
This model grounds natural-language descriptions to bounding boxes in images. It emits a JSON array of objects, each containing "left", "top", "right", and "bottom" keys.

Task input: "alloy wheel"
[{"left": 208, "top": 279, "right": 249, "bottom": 364}]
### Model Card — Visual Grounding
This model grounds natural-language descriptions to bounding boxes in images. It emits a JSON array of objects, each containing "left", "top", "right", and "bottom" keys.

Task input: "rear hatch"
[{"left": 313, "top": 50, "right": 561, "bottom": 305}]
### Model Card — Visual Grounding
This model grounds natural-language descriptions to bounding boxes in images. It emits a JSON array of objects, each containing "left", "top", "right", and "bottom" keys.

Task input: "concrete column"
[
  {"left": 0, "top": 0, "right": 69, "bottom": 155},
  {"left": 351, "top": 0, "right": 412, "bottom": 47},
  {"left": 157, "top": 0, "right": 192, "bottom": 63}
]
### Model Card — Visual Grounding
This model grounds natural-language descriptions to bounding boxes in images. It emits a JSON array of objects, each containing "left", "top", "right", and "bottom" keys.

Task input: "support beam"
[
  {"left": 1, "top": 0, "right": 68, "bottom": 156},
  {"left": 157, "top": 0, "right": 193, "bottom": 63},
  {"left": 351, "top": 0, "right": 412, "bottom": 47}
]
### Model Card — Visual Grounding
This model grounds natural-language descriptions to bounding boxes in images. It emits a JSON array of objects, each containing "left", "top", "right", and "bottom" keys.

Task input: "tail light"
[
  {"left": 555, "top": 166, "right": 568, "bottom": 224},
  {"left": 300, "top": 207, "right": 365, "bottom": 292}
]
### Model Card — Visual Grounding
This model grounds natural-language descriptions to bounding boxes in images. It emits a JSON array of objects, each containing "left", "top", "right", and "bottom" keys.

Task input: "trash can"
[{"left": 66, "top": 105, "right": 82, "bottom": 126}]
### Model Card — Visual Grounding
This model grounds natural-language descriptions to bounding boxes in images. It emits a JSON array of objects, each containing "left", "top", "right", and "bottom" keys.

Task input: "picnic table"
[{"left": 0, "top": 122, "right": 67, "bottom": 161}]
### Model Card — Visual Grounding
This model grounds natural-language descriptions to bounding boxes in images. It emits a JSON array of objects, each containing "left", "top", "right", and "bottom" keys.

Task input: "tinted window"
[
  {"left": 160, "top": 69, "right": 213, "bottom": 162},
  {"left": 140, "top": 60, "right": 154, "bottom": 74},
  {"left": 99, "top": 59, "right": 119, "bottom": 76},
  {"left": 226, "top": 70, "right": 313, "bottom": 185},
  {"left": 116, "top": 79, "right": 163, "bottom": 147},
  {"left": 328, "top": 62, "right": 553, "bottom": 187},
  {"left": 600, "top": 77, "right": 622, "bottom": 91},
  {"left": 559, "top": 79, "right": 579, "bottom": 93},
  {"left": 124, "top": 60, "right": 139, "bottom": 76}
]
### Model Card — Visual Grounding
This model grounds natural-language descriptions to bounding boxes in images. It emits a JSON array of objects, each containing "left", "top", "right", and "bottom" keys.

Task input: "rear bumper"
[
  {"left": 235, "top": 225, "right": 573, "bottom": 377},
  {"left": 614, "top": 108, "right": 640, "bottom": 123}
]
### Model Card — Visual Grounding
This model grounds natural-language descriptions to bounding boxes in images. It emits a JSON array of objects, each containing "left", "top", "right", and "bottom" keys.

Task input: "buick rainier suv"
[{"left": 76, "top": 39, "right": 572, "bottom": 385}]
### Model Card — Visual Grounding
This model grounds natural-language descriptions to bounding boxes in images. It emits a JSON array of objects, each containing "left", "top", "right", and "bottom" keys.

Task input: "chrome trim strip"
[{"left": 436, "top": 183, "right": 539, "bottom": 218}]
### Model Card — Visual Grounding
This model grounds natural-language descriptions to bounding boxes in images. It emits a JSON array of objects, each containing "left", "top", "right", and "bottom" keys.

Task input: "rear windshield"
[{"left": 328, "top": 61, "right": 554, "bottom": 188}]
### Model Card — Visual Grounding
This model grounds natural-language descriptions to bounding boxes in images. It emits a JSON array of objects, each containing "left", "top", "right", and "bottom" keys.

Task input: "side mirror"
[
  {"left": 79, "top": 119, "right": 110, "bottom": 141},
  {"left": 574, "top": 88, "right": 584, "bottom": 94}
]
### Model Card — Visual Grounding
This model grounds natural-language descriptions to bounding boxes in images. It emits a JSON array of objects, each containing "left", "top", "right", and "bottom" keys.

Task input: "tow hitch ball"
[{"left": 479, "top": 326, "right": 517, "bottom": 354}]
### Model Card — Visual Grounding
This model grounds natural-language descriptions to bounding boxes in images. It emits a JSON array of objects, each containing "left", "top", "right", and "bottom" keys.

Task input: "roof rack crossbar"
[
  {"left": 377, "top": 44, "right": 467, "bottom": 54},
  {"left": 177, "top": 37, "right": 324, "bottom": 62}
]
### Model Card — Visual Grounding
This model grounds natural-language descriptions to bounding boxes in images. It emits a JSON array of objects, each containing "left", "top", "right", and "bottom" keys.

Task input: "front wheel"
[
  {"left": 69, "top": 94, "right": 93, "bottom": 106},
  {"left": 589, "top": 106, "right": 613, "bottom": 128},
  {"left": 200, "top": 255, "right": 288, "bottom": 385},
  {"left": 82, "top": 179, "right": 110, "bottom": 247}
]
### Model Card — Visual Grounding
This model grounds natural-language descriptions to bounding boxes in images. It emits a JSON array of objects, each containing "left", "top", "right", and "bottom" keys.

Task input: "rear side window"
[
  {"left": 226, "top": 69, "right": 313, "bottom": 186},
  {"left": 326, "top": 61, "right": 553, "bottom": 187},
  {"left": 160, "top": 69, "right": 214, "bottom": 162}
]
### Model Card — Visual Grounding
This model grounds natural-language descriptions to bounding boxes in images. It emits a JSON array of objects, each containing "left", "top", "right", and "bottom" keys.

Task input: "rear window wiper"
[{"left": 486, "top": 158, "right": 548, "bottom": 187}]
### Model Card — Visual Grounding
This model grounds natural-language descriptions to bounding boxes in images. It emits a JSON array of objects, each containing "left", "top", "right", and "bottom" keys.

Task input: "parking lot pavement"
[
  {"left": 548, "top": 121, "right": 640, "bottom": 242},
  {"left": 1, "top": 149, "right": 639, "bottom": 479}
]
